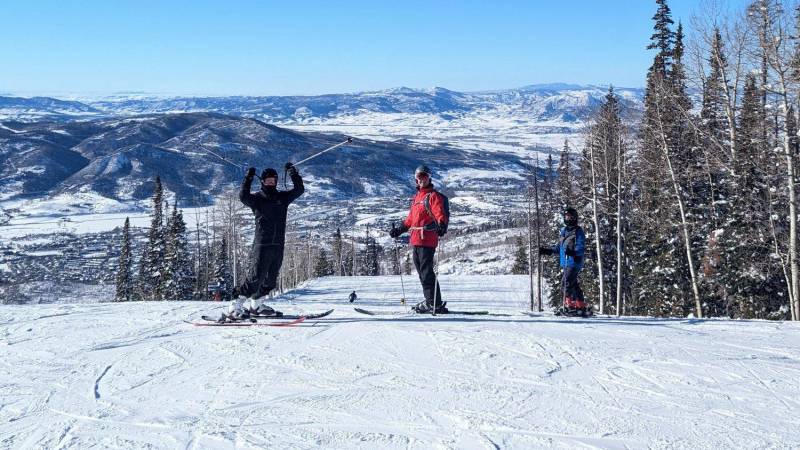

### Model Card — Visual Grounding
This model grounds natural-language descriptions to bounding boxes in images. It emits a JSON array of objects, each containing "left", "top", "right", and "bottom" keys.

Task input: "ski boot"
[
  {"left": 555, "top": 296, "right": 592, "bottom": 317},
  {"left": 247, "top": 297, "right": 282, "bottom": 317},
  {"left": 413, "top": 299, "right": 449, "bottom": 314},
  {"left": 219, "top": 297, "right": 251, "bottom": 323}
]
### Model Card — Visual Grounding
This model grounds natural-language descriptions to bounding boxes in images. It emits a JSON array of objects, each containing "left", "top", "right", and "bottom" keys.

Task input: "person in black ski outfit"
[
  {"left": 539, "top": 207, "right": 588, "bottom": 315},
  {"left": 227, "top": 165, "right": 304, "bottom": 319}
]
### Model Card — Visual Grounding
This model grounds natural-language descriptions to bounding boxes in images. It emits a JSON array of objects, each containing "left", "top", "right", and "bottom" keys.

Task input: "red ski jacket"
[{"left": 403, "top": 185, "right": 448, "bottom": 248}]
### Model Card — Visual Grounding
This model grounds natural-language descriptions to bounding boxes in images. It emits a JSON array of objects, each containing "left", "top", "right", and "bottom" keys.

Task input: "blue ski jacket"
[{"left": 549, "top": 225, "right": 586, "bottom": 270}]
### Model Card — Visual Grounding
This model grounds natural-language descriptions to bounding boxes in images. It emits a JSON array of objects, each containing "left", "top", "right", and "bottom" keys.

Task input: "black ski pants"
[
  {"left": 236, "top": 245, "right": 284, "bottom": 298},
  {"left": 562, "top": 266, "right": 584, "bottom": 302},
  {"left": 412, "top": 246, "right": 442, "bottom": 304}
]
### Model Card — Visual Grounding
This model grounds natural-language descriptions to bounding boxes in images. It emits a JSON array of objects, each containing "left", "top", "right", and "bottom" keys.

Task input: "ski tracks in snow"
[{"left": 2, "top": 276, "right": 800, "bottom": 448}]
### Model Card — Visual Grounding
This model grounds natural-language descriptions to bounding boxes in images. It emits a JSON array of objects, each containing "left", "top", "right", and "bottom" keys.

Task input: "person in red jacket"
[{"left": 389, "top": 165, "right": 449, "bottom": 313}]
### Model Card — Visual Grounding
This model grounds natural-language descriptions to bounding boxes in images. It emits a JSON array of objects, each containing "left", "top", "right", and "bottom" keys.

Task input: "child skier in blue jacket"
[{"left": 539, "top": 207, "right": 588, "bottom": 315}]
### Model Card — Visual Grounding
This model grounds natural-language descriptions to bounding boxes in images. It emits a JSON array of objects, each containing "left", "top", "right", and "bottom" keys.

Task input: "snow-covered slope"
[
  {"left": 0, "top": 96, "right": 101, "bottom": 122},
  {"left": 1, "top": 275, "right": 797, "bottom": 449}
]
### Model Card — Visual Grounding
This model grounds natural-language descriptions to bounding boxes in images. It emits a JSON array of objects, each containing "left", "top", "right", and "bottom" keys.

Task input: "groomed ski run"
[{"left": 1, "top": 275, "right": 798, "bottom": 449}]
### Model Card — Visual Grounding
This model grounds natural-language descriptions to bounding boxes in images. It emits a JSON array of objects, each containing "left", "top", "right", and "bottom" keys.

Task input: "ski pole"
[
  {"left": 284, "top": 137, "right": 353, "bottom": 187},
  {"left": 432, "top": 239, "right": 442, "bottom": 316},
  {"left": 291, "top": 137, "right": 353, "bottom": 168},
  {"left": 199, "top": 144, "right": 247, "bottom": 170},
  {"left": 394, "top": 239, "right": 407, "bottom": 305}
]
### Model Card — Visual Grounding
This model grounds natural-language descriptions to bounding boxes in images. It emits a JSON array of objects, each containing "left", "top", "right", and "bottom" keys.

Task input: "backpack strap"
[{"left": 422, "top": 191, "right": 442, "bottom": 222}]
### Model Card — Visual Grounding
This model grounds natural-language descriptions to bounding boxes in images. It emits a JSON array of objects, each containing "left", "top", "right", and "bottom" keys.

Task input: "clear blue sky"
[{"left": 0, "top": 1, "right": 748, "bottom": 96}]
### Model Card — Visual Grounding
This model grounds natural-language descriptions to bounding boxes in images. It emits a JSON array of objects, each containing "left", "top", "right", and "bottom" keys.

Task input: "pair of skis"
[
  {"left": 189, "top": 309, "right": 334, "bottom": 327},
  {"left": 353, "top": 307, "right": 506, "bottom": 317}
]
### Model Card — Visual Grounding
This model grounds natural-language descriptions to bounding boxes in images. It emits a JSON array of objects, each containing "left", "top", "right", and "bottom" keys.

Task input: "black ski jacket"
[{"left": 239, "top": 172, "right": 304, "bottom": 246}]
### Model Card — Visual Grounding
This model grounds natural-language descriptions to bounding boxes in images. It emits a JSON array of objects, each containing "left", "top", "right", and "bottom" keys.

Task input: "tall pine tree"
[
  {"left": 212, "top": 236, "right": 234, "bottom": 299},
  {"left": 163, "top": 203, "right": 194, "bottom": 300},
  {"left": 714, "top": 73, "right": 786, "bottom": 318},
  {"left": 556, "top": 139, "right": 575, "bottom": 207},
  {"left": 138, "top": 176, "right": 166, "bottom": 301},
  {"left": 580, "top": 87, "right": 626, "bottom": 313},
  {"left": 700, "top": 28, "right": 731, "bottom": 149},
  {"left": 511, "top": 236, "right": 529, "bottom": 275},
  {"left": 314, "top": 248, "right": 334, "bottom": 277},
  {"left": 115, "top": 217, "right": 133, "bottom": 302}
]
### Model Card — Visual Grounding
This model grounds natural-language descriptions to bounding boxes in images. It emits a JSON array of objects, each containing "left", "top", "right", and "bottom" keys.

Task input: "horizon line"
[{"left": 1, "top": 82, "right": 645, "bottom": 101}]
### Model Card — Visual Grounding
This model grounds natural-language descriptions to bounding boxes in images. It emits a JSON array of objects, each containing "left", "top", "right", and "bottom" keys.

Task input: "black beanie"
[{"left": 261, "top": 168, "right": 278, "bottom": 179}]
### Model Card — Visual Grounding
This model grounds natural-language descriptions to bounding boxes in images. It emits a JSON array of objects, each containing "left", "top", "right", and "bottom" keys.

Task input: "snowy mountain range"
[
  {"left": 0, "top": 83, "right": 643, "bottom": 207},
  {"left": 0, "top": 84, "right": 643, "bottom": 124},
  {"left": 0, "top": 83, "right": 642, "bottom": 290},
  {"left": 0, "top": 113, "right": 526, "bottom": 206},
  {"left": 0, "top": 95, "right": 102, "bottom": 122}
]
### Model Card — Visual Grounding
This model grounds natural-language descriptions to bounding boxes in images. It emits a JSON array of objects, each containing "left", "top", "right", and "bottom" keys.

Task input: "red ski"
[{"left": 188, "top": 317, "right": 306, "bottom": 327}]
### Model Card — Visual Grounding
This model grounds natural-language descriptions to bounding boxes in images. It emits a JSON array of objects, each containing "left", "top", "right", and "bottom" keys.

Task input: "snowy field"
[{"left": 1, "top": 275, "right": 799, "bottom": 449}]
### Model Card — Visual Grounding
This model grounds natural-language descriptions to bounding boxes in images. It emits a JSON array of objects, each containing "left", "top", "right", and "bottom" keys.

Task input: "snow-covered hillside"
[{"left": 2, "top": 275, "right": 797, "bottom": 449}]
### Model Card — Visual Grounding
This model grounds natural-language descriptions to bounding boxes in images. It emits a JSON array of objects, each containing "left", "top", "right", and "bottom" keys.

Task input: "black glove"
[
  {"left": 246, "top": 167, "right": 256, "bottom": 179},
  {"left": 436, "top": 221, "right": 447, "bottom": 237},
  {"left": 565, "top": 248, "right": 576, "bottom": 257},
  {"left": 389, "top": 225, "right": 408, "bottom": 238},
  {"left": 538, "top": 247, "right": 555, "bottom": 256},
  {"left": 285, "top": 162, "right": 298, "bottom": 177}
]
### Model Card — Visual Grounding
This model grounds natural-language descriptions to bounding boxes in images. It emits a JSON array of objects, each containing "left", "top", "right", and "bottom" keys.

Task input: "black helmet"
[
  {"left": 415, "top": 165, "right": 432, "bottom": 177},
  {"left": 563, "top": 207, "right": 578, "bottom": 227},
  {"left": 261, "top": 168, "right": 278, "bottom": 180}
]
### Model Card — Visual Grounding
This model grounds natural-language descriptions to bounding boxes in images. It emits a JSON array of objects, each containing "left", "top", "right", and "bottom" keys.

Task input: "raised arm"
[
  {"left": 283, "top": 164, "right": 305, "bottom": 204},
  {"left": 239, "top": 167, "right": 258, "bottom": 208}
]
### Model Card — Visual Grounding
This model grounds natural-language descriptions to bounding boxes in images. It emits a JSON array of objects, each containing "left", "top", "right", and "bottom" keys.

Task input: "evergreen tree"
[
  {"left": 332, "top": 228, "right": 344, "bottom": 275},
  {"left": 511, "top": 236, "right": 529, "bottom": 275},
  {"left": 647, "top": 0, "right": 675, "bottom": 75},
  {"left": 138, "top": 176, "right": 166, "bottom": 301},
  {"left": 212, "top": 236, "right": 233, "bottom": 299},
  {"left": 700, "top": 27, "right": 730, "bottom": 148},
  {"left": 631, "top": 0, "right": 697, "bottom": 316},
  {"left": 314, "top": 248, "right": 334, "bottom": 277},
  {"left": 670, "top": 23, "right": 692, "bottom": 113},
  {"left": 194, "top": 242, "right": 211, "bottom": 300},
  {"left": 579, "top": 87, "right": 625, "bottom": 313},
  {"left": 114, "top": 217, "right": 133, "bottom": 302},
  {"left": 364, "top": 237, "right": 380, "bottom": 276},
  {"left": 556, "top": 139, "right": 574, "bottom": 206},
  {"left": 163, "top": 204, "right": 194, "bottom": 300},
  {"left": 671, "top": 21, "right": 718, "bottom": 316},
  {"left": 543, "top": 154, "right": 555, "bottom": 202},
  {"left": 792, "top": 4, "right": 800, "bottom": 82},
  {"left": 342, "top": 249, "right": 354, "bottom": 276},
  {"left": 710, "top": 73, "right": 786, "bottom": 318}
]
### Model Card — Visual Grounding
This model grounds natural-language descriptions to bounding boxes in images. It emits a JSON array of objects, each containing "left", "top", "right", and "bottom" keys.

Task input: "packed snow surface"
[{"left": 1, "top": 275, "right": 798, "bottom": 449}]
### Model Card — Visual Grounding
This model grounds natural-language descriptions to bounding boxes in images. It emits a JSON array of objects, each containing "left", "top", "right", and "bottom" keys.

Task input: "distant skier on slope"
[
  {"left": 348, "top": 291, "right": 357, "bottom": 303},
  {"left": 539, "top": 207, "right": 588, "bottom": 316},
  {"left": 389, "top": 165, "right": 449, "bottom": 314},
  {"left": 225, "top": 165, "right": 304, "bottom": 320}
]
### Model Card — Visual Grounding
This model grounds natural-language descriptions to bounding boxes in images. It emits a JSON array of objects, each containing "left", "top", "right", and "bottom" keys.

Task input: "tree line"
[
  {"left": 114, "top": 177, "right": 410, "bottom": 302},
  {"left": 525, "top": 0, "right": 800, "bottom": 320}
]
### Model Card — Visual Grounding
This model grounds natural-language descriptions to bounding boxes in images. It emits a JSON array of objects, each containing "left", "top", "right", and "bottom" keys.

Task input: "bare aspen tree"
[
  {"left": 749, "top": 0, "right": 799, "bottom": 320},
  {"left": 654, "top": 84, "right": 704, "bottom": 318},
  {"left": 534, "top": 155, "right": 543, "bottom": 312},
  {"left": 587, "top": 134, "right": 606, "bottom": 314},
  {"left": 616, "top": 133, "right": 626, "bottom": 316}
]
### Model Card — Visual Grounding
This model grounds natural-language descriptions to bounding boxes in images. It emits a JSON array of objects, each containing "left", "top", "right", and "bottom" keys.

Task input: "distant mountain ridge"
[
  {"left": 0, "top": 96, "right": 102, "bottom": 121},
  {"left": 0, "top": 83, "right": 644, "bottom": 210},
  {"left": 0, "top": 113, "right": 522, "bottom": 205},
  {"left": 0, "top": 84, "right": 644, "bottom": 123}
]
